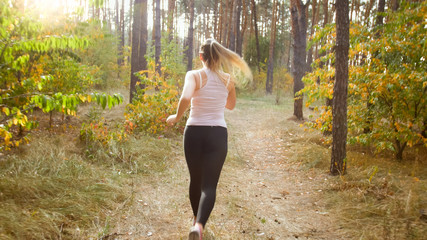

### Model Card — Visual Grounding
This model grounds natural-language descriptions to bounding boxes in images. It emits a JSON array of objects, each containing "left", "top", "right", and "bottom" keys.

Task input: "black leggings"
[{"left": 183, "top": 126, "right": 228, "bottom": 227}]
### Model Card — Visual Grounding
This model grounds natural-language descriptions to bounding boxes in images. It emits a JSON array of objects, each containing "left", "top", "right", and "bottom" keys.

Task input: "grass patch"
[
  {"left": 0, "top": 126, "right": 180, "bottom": 239},
  {"left": 0, "top": 134, "right": 127, "bottom": 239},
  {"left": 324, "top": 150, "right": 427, "bottom": 240},
  {"left": 291, "top": 131, "right": 427, "bottom": 239}
]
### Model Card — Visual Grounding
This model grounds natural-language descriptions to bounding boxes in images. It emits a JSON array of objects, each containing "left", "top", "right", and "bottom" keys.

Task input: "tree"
[
  {"left": 290, "top": 0, "right": 310, "bottom": 120},
  {"left": 307, "top": 0, "right": 318, "bottom": 69},
  {"left": 186, "top": 0, "right": 195, "bottom": 71},
  {"left": 235, "top": 0, "right": 243, "bottom": 56},
  {"left": 330, "top": 0, "right": 349, "bottom": 175},
  {"left": 251, "top": 0, "right": 261, "bottom": 72},
  {"left": 155, "top": 0, "right": 161, "bottom": 75},
  {"left": 266, "top": 0, "right": 278, "bottom": 94},
  {"left": 130, "top": 0, "right": 148, "bottom": 102},
  {"left": 167, "top": 0, "right": 176, "bottom": 40}
]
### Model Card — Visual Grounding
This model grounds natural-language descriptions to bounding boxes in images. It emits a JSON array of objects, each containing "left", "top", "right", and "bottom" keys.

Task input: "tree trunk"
[
  {"left": 155, "top": 0, "right": 161, "bottom": 75},
  {"left": 235, "top": 0, "right": 242, "bottom": 56},
  {"left": 128, "top": 0, "right": 133, "bottom": 48},
  {"left": 330, "top": 0, "right": 349, "bottom": 175},
  {"left": 391, "top": 0, "right": 400, "bottom": 11},
  {"left": 251, "top": 0, "right": 261, "bottom": 72},
  {"left": 167, "top": 0, "right": 175, "bottom": 40},
  {"left": 307, "top": 0, "right": 317, "bottom": 71},
  {"left": 222, "top": 0, "right": 230, "bottom": 45},
  {"left": 240, "top": 0, "right": 248, "bottom": 53},
  {"left": 218, "top": 0, "right": 224, "bottom": 42},
  {"left": 120, "top": 0, "right": 125, "bottom": 66},
  {"left": 266, "top": 0, "right": 277, "bottom": 94},
  {"left": 375, "top": 0, "right": 386, "bottom": 36},
  {"left": 116, "top": 0, "right": 122, "bottom": 67},
  {"left": 229, "top": 0, "right": 236, "bottom": 50},
  {"left": 186, "top": 0, "right": 195, "bottom": 71},
  {"left": 130, "top": 0, "right": 148, "bottom": 102},
  {"left": 214, "top": 0, "right": 219, "bottom": 39},
  {"left": 290, "top": 0, "right": 309, "bottom": 120},
  {"left": 364, "top": 0, "right": 375, "bottom": 27}
]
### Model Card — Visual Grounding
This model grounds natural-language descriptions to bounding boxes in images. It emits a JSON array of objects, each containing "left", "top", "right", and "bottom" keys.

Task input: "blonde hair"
[{"left": 200, "top": 38, "right": 252, "bottom": 86}]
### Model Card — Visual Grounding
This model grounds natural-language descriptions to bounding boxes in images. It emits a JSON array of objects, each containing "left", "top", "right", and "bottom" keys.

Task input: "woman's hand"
[{"left": 166, "top": 114, "right": 179, "bottom": 125}]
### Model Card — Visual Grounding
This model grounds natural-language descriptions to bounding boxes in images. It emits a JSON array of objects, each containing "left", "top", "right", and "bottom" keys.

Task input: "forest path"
[{"left": 109, "top": 96, "right": 344, "bottom": 240}]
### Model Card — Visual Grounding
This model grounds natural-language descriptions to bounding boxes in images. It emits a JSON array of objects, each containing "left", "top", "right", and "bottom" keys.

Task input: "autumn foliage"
[{"left": 302, "top": 2, "right": 426, "bottom": 160}]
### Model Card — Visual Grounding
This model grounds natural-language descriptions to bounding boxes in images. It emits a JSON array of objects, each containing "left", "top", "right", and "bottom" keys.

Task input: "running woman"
[{"left": 166, "top": 38, "right": 252, "bottom": 240}]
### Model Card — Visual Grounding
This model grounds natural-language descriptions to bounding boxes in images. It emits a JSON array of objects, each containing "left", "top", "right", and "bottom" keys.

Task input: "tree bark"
[
  {"left": 331, "top": 0, "right": 349, "bottom": 175},
  {"left": 116, "top": 0, "right": 122, "bottom": 67},
  {"left": 186, "top": 0, "right": 195, "bottom": 71},
  {"left": 120, "top": 0, "right": 125, "bottom": 65},
  {"left": 128, "top": 0, "right": 133, "bottom": 47},
  {"left": 364, "top": 0, "right": 375, "bottom": 27},
  {"left": 290, "top": 0, "right": 309, "bottom": 120},
  {"left": 307, "top": 0, "right": 317, "bottom": 71},
  {"left": 222, "top": 0, "right": 230, "bottom": 45},
  {"left": 167, "top": 0, "right": 175, "bottom": 40},
  {"left": 235, "top": 0, "right": 242, "bottom": 56},
  {"left": 266, "top": 0, "right": 277, "bottom": 94},
  {"left": 218, "top": 0, "right": 224, "bottom": 42},
  {"left": 130, "top": 0, "right": 148, "bottom": 102},
  {"left": 251, "top": 0, "right": 261, "bottom": 72},
  {"left": 155, "top": 0, "right": 161, "bottom": 75},
  {"left": 391, "top": 0, "right": 400, "bottom": 11},
  {"left": 213, "top": 0, "right": 219, "bottom": 39},
  {"left": 229, "top": 0, "right": 236, "bottom": 51}
]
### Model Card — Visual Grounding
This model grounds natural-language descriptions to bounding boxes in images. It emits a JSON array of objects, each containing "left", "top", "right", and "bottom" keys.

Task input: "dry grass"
[
  {"left": 0, "top": 120, "right": 180, "bottom": 239},
  {"left": 244, "top": 94, "right": 427, "bottom": 239},
  {"left": 0, "top": 134, "right": 127, "bottom": 239},
  {"left": 286, "top": 121, "right": 427, "bottom": 239}
]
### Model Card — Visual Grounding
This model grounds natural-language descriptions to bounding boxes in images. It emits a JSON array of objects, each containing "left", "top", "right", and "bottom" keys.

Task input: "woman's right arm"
[{"left": 166, "top": 72, "right": 196, "bottom": 125}]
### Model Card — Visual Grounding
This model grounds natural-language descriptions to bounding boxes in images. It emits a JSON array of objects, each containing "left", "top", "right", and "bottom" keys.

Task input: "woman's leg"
[
  {"left": 184, "top": 126, "right": 204, "bottom": 219},
  {"left": 195, "top": 127, "right": 228, "bottom": 227}
]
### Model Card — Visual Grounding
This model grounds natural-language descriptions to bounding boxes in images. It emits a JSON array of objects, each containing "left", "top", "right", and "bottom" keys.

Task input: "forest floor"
[
  {"left": 106, "top": 95, "right": 348, "bottom": 239},
  {"left": 1, "top": 94, "right": 424, "bottom": 240}
]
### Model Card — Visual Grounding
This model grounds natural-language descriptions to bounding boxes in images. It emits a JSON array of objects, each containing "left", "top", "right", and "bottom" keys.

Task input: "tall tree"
[
  {"left": 155, "top": 0, "right": 161, "bottom": 75},
  {"left": 235, "top": 0, "right": 243, "bottom": 56},
  {"left": 330, "top": 0, "right": 349, "bottom": 175},
  {"left": 213, "top": 0, "right": 219, "bottom": 39},
  {"left": 130, "top": 0, "right": 148, "bottom": 102},
  {"left": 266, "top": 0, "right": 278, "bottom": 94},
  {"left": 251, "top": 0, "right": 261, "bottom": 72},
  {"left": 391, "top": 0, "right": 400, "bottom": 11},
  {"left": 119, "top": 0, "right": 125, "bottom": 66},
  {"left": 229, "top": 0, "right": 236, "bottom": 51},
  {"left": 186, "top": 0, "right": 195, "bottom": 71},
  {"left": 290, "top": 0, "right": 310, "bottom": 120},
  {"left": 364, "top": 0, "right": 376, "bottom": 27},
  {"left": 307, "top": 0, "right": 317, "bottom": 70},
  {"left": 115, "top": 0, "right": 122, "bottom": 67},
  {"left": 167, "top": 0, "right": 175, "bottom": 40}
]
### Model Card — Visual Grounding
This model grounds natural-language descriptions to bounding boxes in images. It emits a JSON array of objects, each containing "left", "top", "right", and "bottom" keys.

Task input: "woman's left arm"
[
  {"left": 225, "top": 81, "right": 236, "bottom": 110},
  {"left": 166, "top": 72, "right": 197, "bottom": 125}
]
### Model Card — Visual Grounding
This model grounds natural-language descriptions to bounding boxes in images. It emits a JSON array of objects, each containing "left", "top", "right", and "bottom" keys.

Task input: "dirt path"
[{"left": 109, "top": 97, "right": 344, "bottom": 239}]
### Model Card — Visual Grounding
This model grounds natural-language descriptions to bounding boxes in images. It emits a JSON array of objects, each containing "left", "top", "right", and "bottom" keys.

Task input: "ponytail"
[{"left": 200, "top": 38, "right": 252, "bottom": 86}]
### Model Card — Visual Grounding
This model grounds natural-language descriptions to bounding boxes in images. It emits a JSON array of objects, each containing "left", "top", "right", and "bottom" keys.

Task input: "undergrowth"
[
  {"left": 0, "top": 122, "right": 179, "bottom": 239},
  {"left": 295, "top": 132, "right": 427, "bottom": 239}
]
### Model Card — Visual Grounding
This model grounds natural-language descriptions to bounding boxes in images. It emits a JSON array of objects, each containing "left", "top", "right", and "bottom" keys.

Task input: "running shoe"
[{"left": 188, "top": 225, "right": 202, "bottom": 240}]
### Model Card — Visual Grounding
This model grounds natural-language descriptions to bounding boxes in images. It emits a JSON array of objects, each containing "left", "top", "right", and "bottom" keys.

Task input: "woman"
[{"left": 166, "top": 38, "right": 251, "bottom": 240}]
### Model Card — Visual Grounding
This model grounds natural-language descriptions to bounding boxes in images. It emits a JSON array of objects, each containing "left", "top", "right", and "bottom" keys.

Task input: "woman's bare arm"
[
  {"left": 166, "top": 72, "right": 197, "bottom": 124},
  {"left": 225, "top": 81, "right": 236, "bottom": 110}
]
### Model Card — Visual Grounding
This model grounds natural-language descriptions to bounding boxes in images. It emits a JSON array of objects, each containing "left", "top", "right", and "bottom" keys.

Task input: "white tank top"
[{"left": 186, "top": 68, "right": 230, "bottom": 128}]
